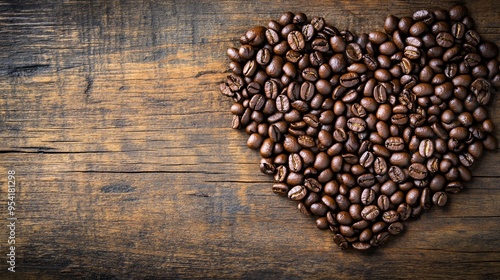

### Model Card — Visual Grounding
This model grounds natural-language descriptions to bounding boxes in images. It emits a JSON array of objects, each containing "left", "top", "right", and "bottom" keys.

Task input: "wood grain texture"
[{"left": 0, "top": 0, "right": 499, "bottom": 279}]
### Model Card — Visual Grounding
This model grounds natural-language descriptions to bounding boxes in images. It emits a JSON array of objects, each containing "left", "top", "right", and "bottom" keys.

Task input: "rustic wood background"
[{"left": 0, "top": 0, "right": 498, "bottom": 279}]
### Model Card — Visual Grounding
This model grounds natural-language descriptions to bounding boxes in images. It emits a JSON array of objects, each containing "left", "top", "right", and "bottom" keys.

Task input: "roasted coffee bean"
[
  {"left": 388, "top": 166, "right": 406, "bottom": 183},
  {"left": 288, "top": 185, "right": 307, "bottom": 201},
  {"left": 276, "top": 95, "right": 290, "bottom": 113},
  {"left": 385, "top": 137, "right": 405, "bottom": 151},
  {"left": 404, "top": 46, "right": 420, "bottom": 59},
  {"left": 333, "top": 234, "right": 349, "bottom": 250},
  {"left": 374, "top": 157, "right": 388, "bottom": 175},
  {"left": 419, "top": 139, "right": 435, "bottom": 158},
  {"left": 445, "top": 181, "right": 463, "bottom": 193},
  {"left": 360, "top": 151, "right": 375, "bottom": 168},
  {"left": 361, "top": 188, "right": 376, "bottom": 205},
  {"left": 433, "top": 191, "right": 448, "bottom": 206},
  {"left": 272, "top": 183, "right": 290, "bottom": 195},
  {"left": 287, "top": 31, "right": 305, "bottom": 51},
  {"left": 346, "top": 43, "right": 363, "bottom": 62},
  {"left": 347, "top": 117, "right": 367, "bottom": 132},
  {"left": 358, "top": 173, "right": 375, "bottom": 188},
  {"left": 361, "top": 205, "right": 380, "bottom": 221},
  {"left": 391, "top": 114, "right": 409, "bottom": 125},
  {"left": 310, "top": 202, "right": 329, "bottom": 216},
  {"left": 408, "top": 163, "right": 427, "bottom": 179},
  {"left": 413, "top": 83, "right": 433, "bottom": 96},
  {"left": 340, "top": 72, "right": 360, "bottom": 88}
]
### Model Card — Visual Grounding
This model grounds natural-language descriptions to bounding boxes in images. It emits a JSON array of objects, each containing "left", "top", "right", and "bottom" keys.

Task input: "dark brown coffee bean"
[
  {"left": 302, "top": 67, "right": 319, "bottom": 82},
  {"left": 471, "top": 78, "right": 492, "bottom": 106},
  {"left": 247, "top": 133, "right": 264, "bottom": 150},
  {"left": 361, "top": 188, "right": 376, "bottom": 206},
  {"left": 449, "top": 127, "right": 469, "bottom": 141},
  {"left": 445, "top": 181, "right": 463, "bottom": 194},
  {"left": 358, "top": 173, "right": 375, "bottom": 188},
  {"left": 303, "top": 178, "right": 322, "bottom": 196},
  {"left": 382, "top": 210, "right": 399, "bottom": 224},
  {"left": 288, "top": 185, "right": 307, "bottom": 201},
  {"left": 443, "top": 46, "right": 462, "bottom": 62},
  {"left": 288, "top": 153, "right": 302, "bottom": 173},
  {"left": 310, "top": 202, "right": 329, "bottom": 216},
  {"left": 413, "top": 9, "right": 434, "bottom": 23},
  {"left": 433, "top": 191, "right": 448, "bottom": 207},
  {"left": 374, "top": 157, "right": 388, "bottom": 175},
  {"left": 272, "top": 183, "right": 290, "bottom": 195},
  {"left": 360, "top": 151, "right": 375, "bottom": 168},
  {"left": 333, "top": 234, "right": 349, "bottom": 250},
  {"left": 391, "top": 114, "right": 409, "bottom": 126},
  {"left": 266, "top": 56, "right": 284, "bottom": 78},
  {"left": 346, "top": 43, "right": 363, "bottom": 62},
  {"left": 373, "top": 84, "right": 388, "bottom": 104},
  {"left": 265, "top": 28, "right": 280, "bottom": 45},
  {"left": 451, "top": 22, "right": 465, "bottom": 40},
  {"left": 388, "top": 166, "right": 406, "bottom": 183},
  {"left": 340, "top": 72, "right": 360, "bottom": 88},
  {"left": 374, "top": 69, "right": 392, "bottom": 82},
  {"left": 413, "top": 83, "right": 433, "bottom": 96},
  {"left": 419, "top": 139, "right": 435, "bottom": 158},
  {"left": 410, "top": 21, "right": 427, "bottom": 37},
  {"left": 404, "top": 46, "right": 420, "bottom": 59},
  {"left": 385, "top": 137, "right": 405, "bottom": 151},
  {"left": 459, "top": 152, "right": 474, "bottom": 167},
  {"left": 384, "top": 15, "right": 399, "bottom": 34},
  {"left": 409, "top": 163, "right": 427, "bottom": 179},
  {"left": 316, "top": 217, "right": 329, "bottom": 229},
  {"left": 347, "top": 117, "right": 367, "bottom": 132},
  {"left": 287, "top": 30, "right": 305, "bottom": 51},
  {"left": 276, "top": 95, "right": 290, "bottom": 113},
  {"left": 361, "top": 205, "right": 380, "bottom": 221},
  {"left": 397, "top": 203, "right": 411, "bottom": 221},
  {"left": 336, "top": 211, "right": 353, "bottom": 225},
  {"left": 296, "top": 135, "right": 315, "bottom": 148},
  {"left": 352, "top": 241, "right": 372, "bottom": 251}
]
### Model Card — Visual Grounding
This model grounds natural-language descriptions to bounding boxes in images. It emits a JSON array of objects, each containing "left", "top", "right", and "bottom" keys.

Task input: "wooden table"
[{"left": 0, "top": 0, "right": 499, "bottom": 279}]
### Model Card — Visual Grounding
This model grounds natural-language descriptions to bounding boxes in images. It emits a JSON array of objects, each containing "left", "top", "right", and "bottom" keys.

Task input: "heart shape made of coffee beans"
[{"left": 219, "top": 5, "right": 499, "bottom": 250}]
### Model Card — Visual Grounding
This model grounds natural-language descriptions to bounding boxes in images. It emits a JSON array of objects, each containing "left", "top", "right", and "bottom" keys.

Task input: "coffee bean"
[
  {"left": 288, "top": 185, "right": 307, "bottom": 201},
  {"left": 374, "top": 157, "right": 388, "bottom": 175},
  {"left": 287, "top": 30, "right": 305, "bottom": 51},
  {"left": 419, "top": 139, "right": 435, "bottom": 158},
  {"left": 385, "top": 137, "right": 405, "bottom": 151},
  {"left": 358, "top": 173, "right": 375, "bottom": 188},
  {"left": 352, "top": 241, "right": 372, "bottom": 251},
  {"left": 310, "top": 202, "right": 329, "bottom": 216},
  {"left": 408, "top": 163, "right": 427, "bottom": 179},
  {"left": 404, "top": 46, "right": 420, "bottom": 59},
  {"left": 346, "top": 43, "right": 363, "bottom": 62},
  {"left": 412, "top": 83, "right": 433, "bottom": 96},
  {"left": 391, "top": 114, "right": 409, "bottom": 125},
  {"left": 388, "top": 166, "right": 406, "bottom": 183},
  {"left": 340, "top": 72, "right": 360, "bottom": 88},
  {"left": 361, "top": 205, "right": 380, "bottom": 221},
  {"left": 361, "top": 188, "right": 376, "bottom": 206},
  {"left": 432, "top": 191, "right": 448, "bottom": 206},
  {"left": 333, "top": 234, "right": 349, "bottom": 250},
  {"left": 273, "top": 183, "right": 290, "bottom": 195},
  {"left": 360, "top": 151, "right": 375, "bottom": 168},
  {"left": 347, "top": 117, "right": 367, "bottom": 132}
]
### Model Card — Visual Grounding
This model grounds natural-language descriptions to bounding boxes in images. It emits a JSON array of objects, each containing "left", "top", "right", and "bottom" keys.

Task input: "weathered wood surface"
[{"left": 0, "top": 0, "right": 498, "bottom": 279}]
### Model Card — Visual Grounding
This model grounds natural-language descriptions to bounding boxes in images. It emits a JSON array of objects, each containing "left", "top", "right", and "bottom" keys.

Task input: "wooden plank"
[{"left": 0, "top": 0, "right": 499, "bottom": 278}]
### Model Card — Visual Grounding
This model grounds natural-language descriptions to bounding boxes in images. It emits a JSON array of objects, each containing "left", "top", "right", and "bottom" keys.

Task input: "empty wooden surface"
[{"left": 0, "top": 0, "right": 499, "bottom": 279}]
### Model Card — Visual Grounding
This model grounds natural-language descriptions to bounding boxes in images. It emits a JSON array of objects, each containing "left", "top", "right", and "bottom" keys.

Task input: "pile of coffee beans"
[{"left": 219, "top": 5, "right": 498, "bottom": 250}]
